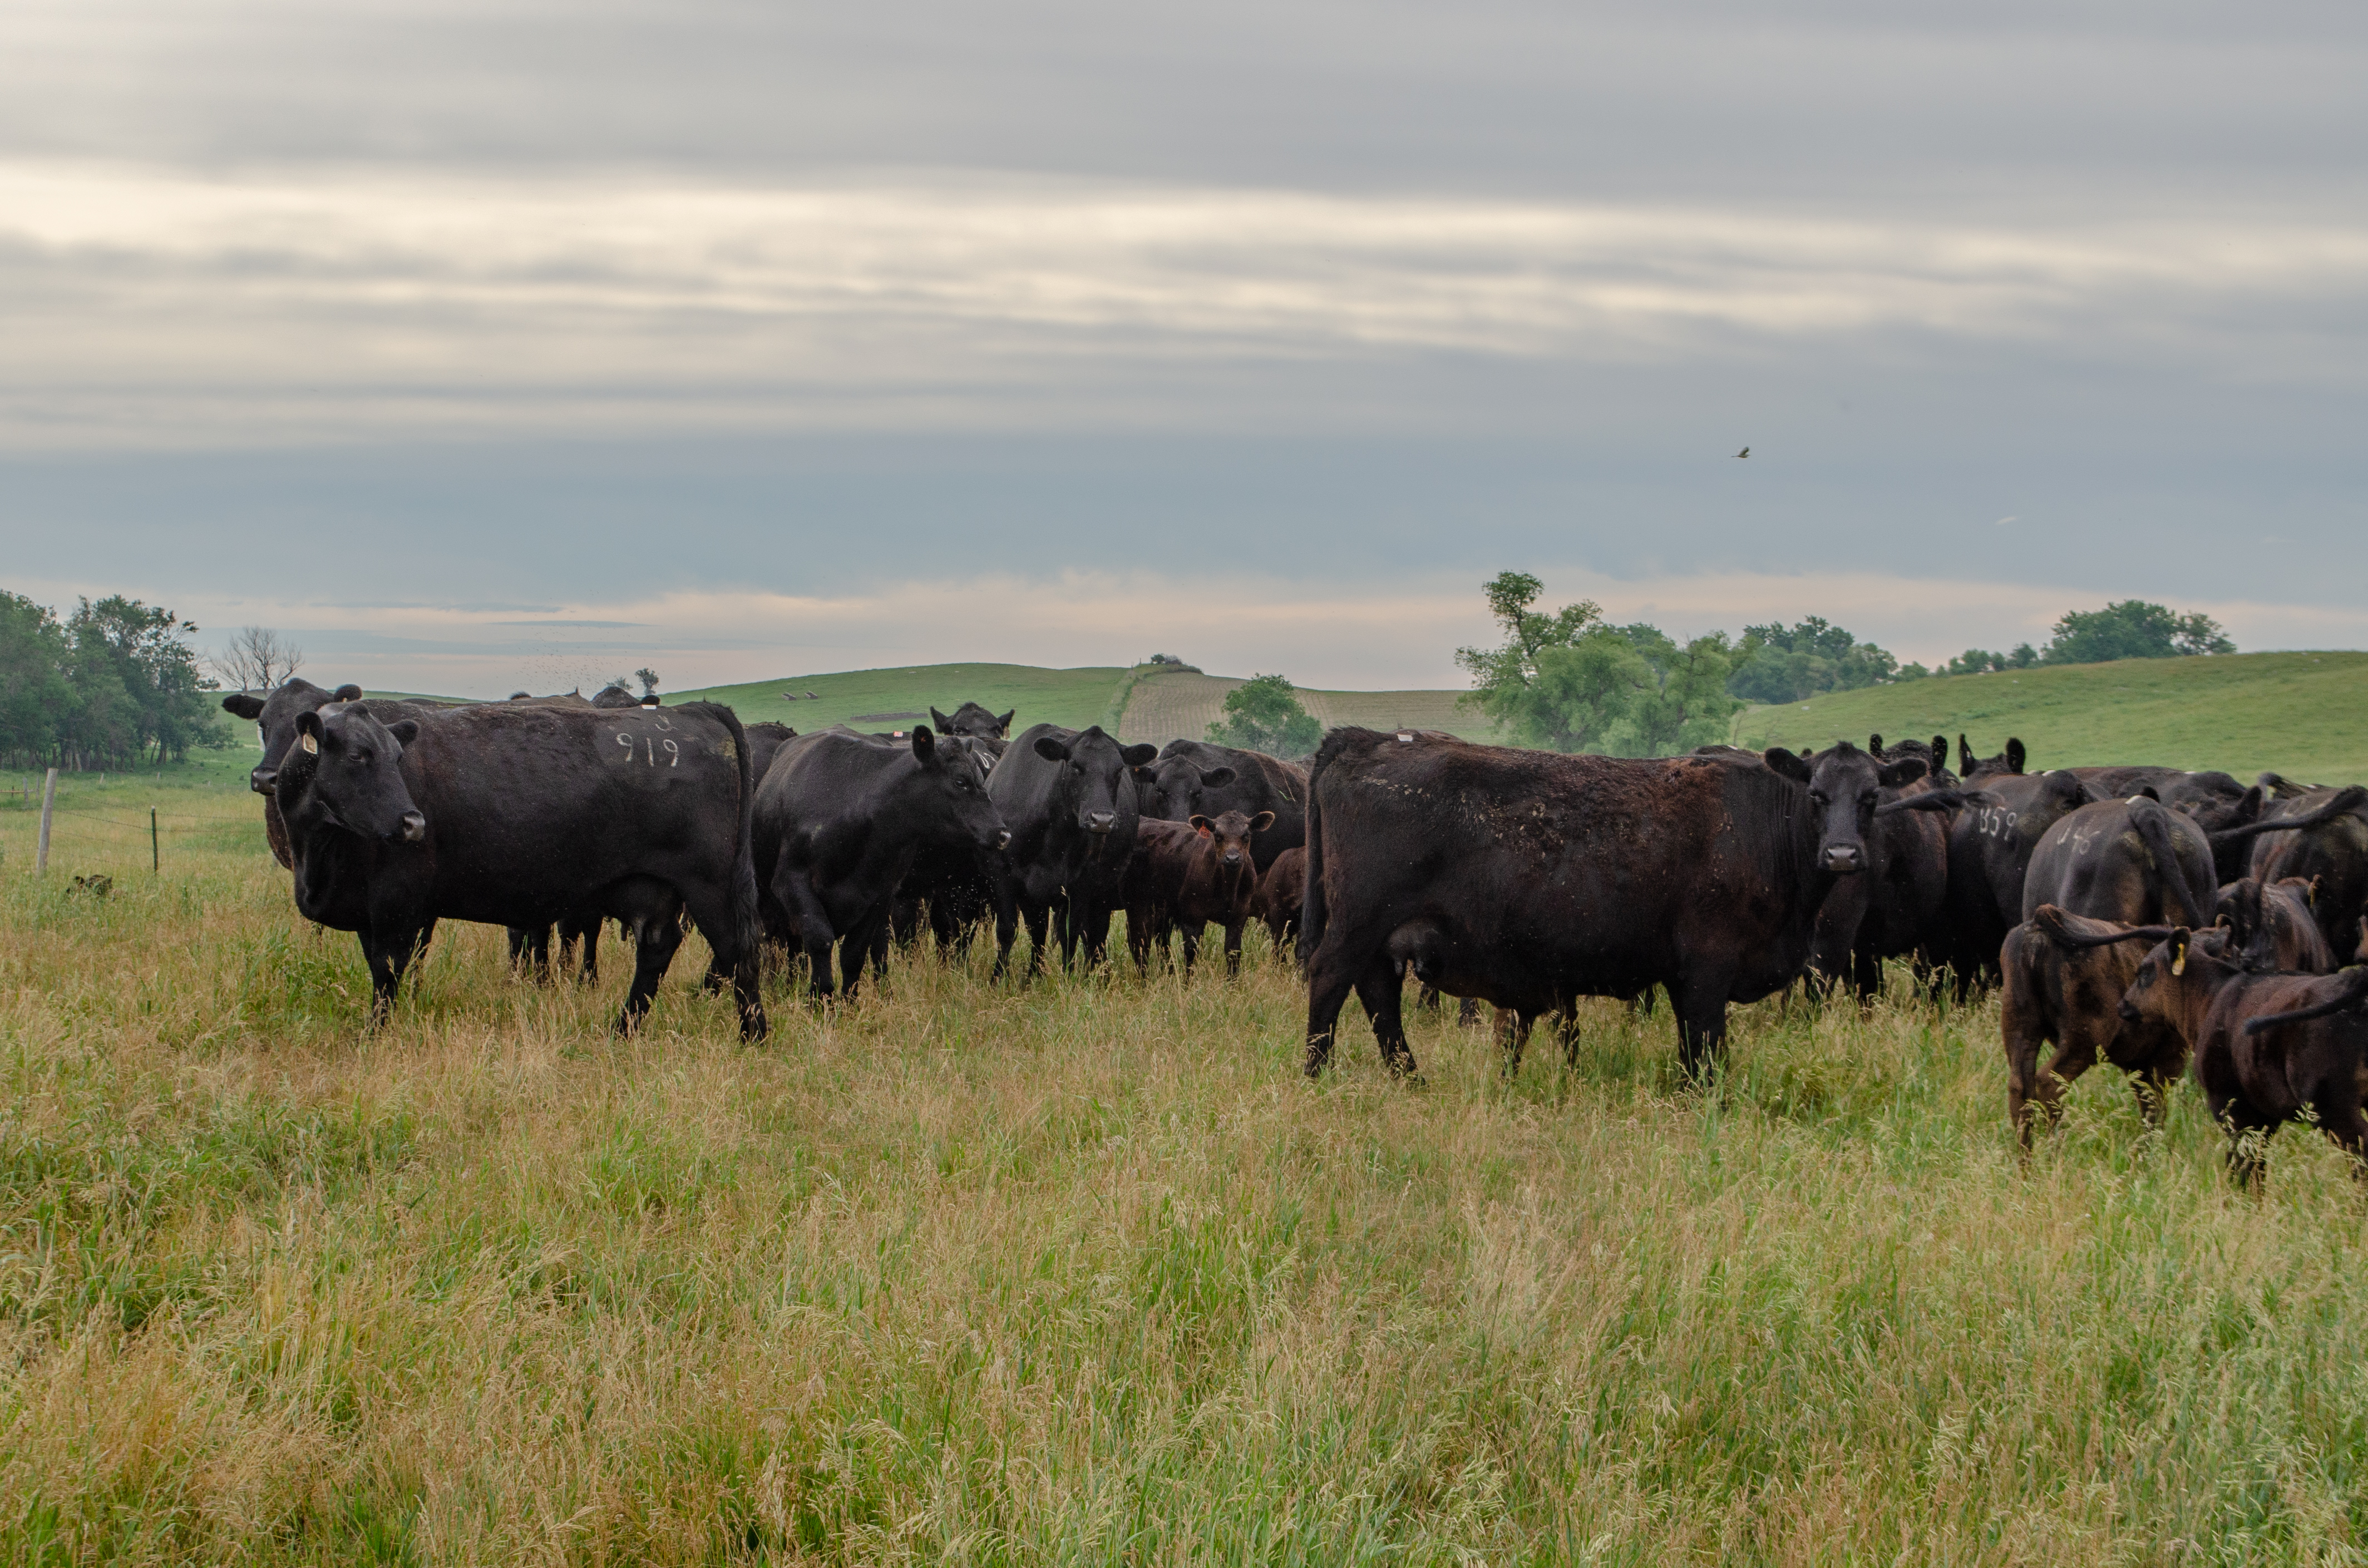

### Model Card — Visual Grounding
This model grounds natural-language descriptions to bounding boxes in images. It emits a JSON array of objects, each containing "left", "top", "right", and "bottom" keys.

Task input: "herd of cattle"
[{"left": 221, "top": 679, "right": 2368, "bottom": 1182}]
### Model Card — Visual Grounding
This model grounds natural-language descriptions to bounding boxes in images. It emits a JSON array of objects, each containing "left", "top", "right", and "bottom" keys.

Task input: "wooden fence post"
[{"left": 36, "top": 767, "right": 58, "bottom": 874}]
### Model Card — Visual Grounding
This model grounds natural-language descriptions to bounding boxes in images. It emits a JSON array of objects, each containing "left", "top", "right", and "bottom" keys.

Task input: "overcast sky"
[{"left": 3, "top": 1, "right": 2364, "bottom": 694}]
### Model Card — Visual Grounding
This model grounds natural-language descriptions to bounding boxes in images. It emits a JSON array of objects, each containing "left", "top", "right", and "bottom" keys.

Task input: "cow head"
[
  {"left": 931, "top": 702, "right": 1016, "bottom": 740},
  {"left": 1032, "top": 725, "right": 1159, "bottom": 839},
  {"left": 1957, "top": 735, "right": 2027, "bottom": 780},
  {"left": 1767, "top": 741, "right": 1927, "bottom": 875},
  {"left": 280, "top": 705, "right": 426, "bottom": 844},
  {"left": 1190, "top": 809, "right": 1274, "bottom": 879},
  {"left": 900, "top": 726, "right": 1012, "bottom": 853},
  {"left": 1137, "top": 754, "right": 1240, "bottom": 823},
  {"left": 223, "top": 677, "right": 366, "bottom": 796},
  {"left": 2117, "top": 926, "right": 2237, "bottom": 1031}
]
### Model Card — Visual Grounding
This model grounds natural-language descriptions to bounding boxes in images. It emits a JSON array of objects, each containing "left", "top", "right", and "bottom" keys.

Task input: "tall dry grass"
[{"left": 4, "top": 778, "right": 2368, "bottom": 1564}]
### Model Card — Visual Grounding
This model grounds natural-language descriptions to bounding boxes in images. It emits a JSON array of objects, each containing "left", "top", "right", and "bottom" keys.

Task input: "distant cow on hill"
[{"left": 1298, "top": 730, "right": 1954, "bottom": 1080}]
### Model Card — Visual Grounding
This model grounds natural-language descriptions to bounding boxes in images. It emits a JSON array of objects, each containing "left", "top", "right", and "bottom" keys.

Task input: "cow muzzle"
[
  {"left": 1822, "top": 845, "right": 1864, "bottom": 874},
  {"left": 398, "top": 811, "right": 427, "bottom": 843},
  {"left": 1085, "top": 811, "right": 1116, "bottom": 835},
  {"left": 250, "top": 769, "right": 277, "bottom": 795},
  {"left": 989, "top": 829, "right": 1013, "bottom": 852}
]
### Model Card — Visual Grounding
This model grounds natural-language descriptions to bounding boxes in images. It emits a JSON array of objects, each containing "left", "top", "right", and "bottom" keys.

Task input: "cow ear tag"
[
  {"left": 2171, "top": 936, "right": 2187, "bottom": 976},
  {"left": 300, "top": 732, "right": 318, "bottom": 754},
  {"left": 1398, "top": 733, "right": 1414, "bottom": 743}
]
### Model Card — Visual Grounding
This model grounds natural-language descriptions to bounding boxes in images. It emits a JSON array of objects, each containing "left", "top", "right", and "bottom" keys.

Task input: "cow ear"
[
  {"left": 295, "top": 709, "right": 326, "bottom": 754},
  {"left": 1190, "top": 815, "right": 1213, "bottom": 836},
  {"left": 333, "top": 684, "right": 363, "bottom": 702},
  {"left": 930, "top": 707, "right": 953, "bottom": 729},
  {"left": 2005, "top": 738, "right": 2026, "bottom": 774},
  {"left": 221, "top": 693, "right": 266, "bottom": 719},
  {"left": 996, "top": 709, "right": 1015, "bottom": 734},
  {"left": 1121, "top": 744, "right": 1159, "bottom": 767},
  {"left": 2307, "top": 875, "right": 2322, "bottom": 909},
  {"left": 1957, "top": 735, "right": 1975, "bottom": 773},
  {"left": 1200, "top": 766, "right": 1237, "bottom": 789},
  {"left": 1931, "top": 736, "right": 1947, "bottom": 764},
  {"left": 1252, "top": 810, "right": 1276, "bottom": 832},
  {"left": 1878, "top": 757, "right": 1927, "bottom": 787},
  {"left": 1033, "top": 735, "right": 1072, "bottom": 762},
  {"left": 1867, "top": 733, "right": 1884, "bottom": 754},
  {"left": 910, "top": 724, "right": 936, "bottom": 763},
  {"left": 386, "top": 720, "right": 420, "bottom": 747},
  {"left": 1762, "top": 747, "right": 1812, "bottom": 783}
]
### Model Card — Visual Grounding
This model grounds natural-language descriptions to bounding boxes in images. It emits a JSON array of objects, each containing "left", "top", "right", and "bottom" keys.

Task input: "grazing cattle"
[
  {"left": 1931, "top": 768, "right": 2091, "bottom": 996},
  {"left": 2022, "top": 795, "right": 2217, "bottom": 930},
  {"left": 1251, "top": 845, "right": 1308, "bottom": 956},
  {"left": 269, "top": 699, "right": 767, "bottom": 1038},
  {"left": 1298, "top": 730, "right": 1956, "bottom": 1080},
  {"left": 1121, "top": 809, "right": 1274, "bottom": 976},
  {"left": 1811, "top": 743, "right": 1955, "bottom": 1002},
  {"left": 2246, "top": 785, "right": 2368, "bottom": 954},
  {"left": 2216, "top": 875, "right": 2337, "bottom": 974},
  {"left": 751, "top": 725, "right": 1009, "bottom": 999},
  {"left": 2117, "top": 927, "right": 2368, "bottom": 1184},
  {"left": 223, "top": 679, "right": 458, "bottom": 870},
  {"left": 1957, "top": 736, "right": 2026, "bottom": 780},
  {"left": 989, "top": 724, "right": 1160, "bottom": 977},
  {"left": 930, "top": 702, "right": 1016, "bottom": 740},
  {"left": 1135, "top": 739, "right": 1308, "bottom": 873},
  {"left": 2003, "top": 906, "right": 2200, "bottom": 1145}
]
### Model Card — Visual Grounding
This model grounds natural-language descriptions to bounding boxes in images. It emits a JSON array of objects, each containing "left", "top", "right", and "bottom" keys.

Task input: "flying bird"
[{"left": 1735, "top": 447, "right": 1750, "bottom": 458}]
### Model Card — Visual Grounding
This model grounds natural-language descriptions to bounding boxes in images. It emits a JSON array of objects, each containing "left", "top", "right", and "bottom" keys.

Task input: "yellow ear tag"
[
  {"left": 2171, "top": 943, "right": 2187, "bottom": 976},
  {"left": 300, "top": 732, "right": 318, "bottom": 754}
]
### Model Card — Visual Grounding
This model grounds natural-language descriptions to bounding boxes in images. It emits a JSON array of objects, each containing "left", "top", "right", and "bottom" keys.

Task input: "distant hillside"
[
  {"left": 1735, "top": 650, "right": 2368, "bottom": 783},
  {"left": 668, "top": 662, "right": 1128, "bottom": 734},
  {"left": 1113, "top": 667, "right": 1496, "bottom": 748}
]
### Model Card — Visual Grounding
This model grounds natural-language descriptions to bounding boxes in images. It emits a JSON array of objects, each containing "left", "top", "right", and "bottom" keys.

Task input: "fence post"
[
  {"left": 36, "top": 767, "right": 58, "bottom": 874},
  {"left": 152, "top": 808, "right": 160, "bottom": 873}
]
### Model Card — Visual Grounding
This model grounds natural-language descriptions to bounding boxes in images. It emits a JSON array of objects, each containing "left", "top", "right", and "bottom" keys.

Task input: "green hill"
[
  {"left": 1733, "top": 650, "right": 2368, "bottom": 783},
  {"left": 668, "top": 662, "right": 1129, "bottom": 734}
]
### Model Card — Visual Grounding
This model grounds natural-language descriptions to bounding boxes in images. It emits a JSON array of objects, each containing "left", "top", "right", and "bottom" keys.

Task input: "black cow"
[
  {"left": 886, "top": 734, "right": 1006, "bottom": 959},
  {"left": 743, "top": 721, "right": 801, "bottom": 784},
  {"left": 988, "top": 724, "right": 1159, "bottom": 978},
  {"left": 1929, "top": 768, "right": 2091, "bottom": 996},
  {"left": 223, "top": 679, "right": 458, "bottom": 870},
  {"left": 1958, "top": 736, "right": 2026, "bottom": 780},
  {"left": 2215, "top": 875, "right": 2337, "bottom": 975},
  {"left": 592, "top": 683, "right": 640, "bottom": 709},
  {"left": 751, "top": 725, "right": 1009, "bottom": 999},
  {"left": 1136, "top": 739, "right": 1307, "bottom": 873},
  {"left": 2246, "top": 785, "right": 2368, "bottom": 953},
  {"left": 1811, "top": 741, "right": 1956, "bottom": 1003},
  {"left": 1298, "top": 730, "right": 1952, "bottom": 1080},
  {"left": 268, "top": 699, "right": 767, "bottom": 1038},
  {"left": 930, "top": 702, "right": 1015, "bottom": 740},
  {"left": 2022, "top": 795, "right": 2217, "bottom": 929}
]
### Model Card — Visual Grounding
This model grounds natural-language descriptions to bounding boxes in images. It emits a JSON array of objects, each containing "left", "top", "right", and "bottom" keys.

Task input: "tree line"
[
  {"left": 0, "top": 590, "right": 224, "bottom": 770},
  {"left": 1453, "top": 573, "right": 2238, "bottom": 756}
]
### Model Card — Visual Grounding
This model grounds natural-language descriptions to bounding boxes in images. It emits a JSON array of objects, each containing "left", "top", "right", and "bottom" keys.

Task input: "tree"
[
  {"left": 1726, "top": 617, "right": 1901, "bottom": 703},
  {"left": 1623, "top": 631, "right": 1743, "bottom": 755},
  {"left": 63, "top": 597, "right": 220, "bottom": 766},
  {"left": 1208, "top": 674, "right": 1321, "bottom": 759},
  {"left": 635, "top": 667, "right": 662, "bottom": 697},
  {"left": 2042, "top": 601, "right": 2234, "bottom": 664},
  {"left": 1456, "top": 572, "right": 1608, "bottom": 740},
  {"left": 1516, "top": 632, "right": 1647, "bottom": 753},
  {"left": 0, "top": 592, "right": 72, "bottom": 768},
  {"left": 213, "top": 625, "right": 303, "bottom": 693}
]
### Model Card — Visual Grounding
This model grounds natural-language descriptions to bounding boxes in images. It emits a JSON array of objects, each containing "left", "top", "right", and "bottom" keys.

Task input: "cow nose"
[
  {"left": 251, "top": 769, "right": 276, "bottom": 795},
  {"left": 398, "top": 812, "right": 427, "bottom": 843},
  {"left": 1222, "top": 849, "right": 1242, "bottom": 866},
  {"left": 1086, "top": 811, "right": 1116, "bottom": 834},
  {"left": 1822, "top": 845, "right": 1863, "bottom": 873},
  {"left": 993, "top": 829, "right": 1012, "bottom": 850}
]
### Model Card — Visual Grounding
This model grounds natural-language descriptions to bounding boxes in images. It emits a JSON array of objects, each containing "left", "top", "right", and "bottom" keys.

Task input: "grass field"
[
  {"left": 1736, "top": 650, "right": 2368, "bottom": 783},
  {"left": 11, "top": 773, "right": 2368, "bottom": 1560}
]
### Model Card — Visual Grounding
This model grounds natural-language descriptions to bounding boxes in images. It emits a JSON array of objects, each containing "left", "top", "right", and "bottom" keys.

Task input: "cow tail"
[
  {"left": 1298, "top": 728, "right": 1353, "bottom": 965},
  {"left": 686, "top": 700, "right": 763, "bottom": 976},
  {"left": 2242, "top": 968, "right": 2368, "bottom": 1036},
  {"left": 2129, "top": 797, "right": 2211, "bottom": 928}
]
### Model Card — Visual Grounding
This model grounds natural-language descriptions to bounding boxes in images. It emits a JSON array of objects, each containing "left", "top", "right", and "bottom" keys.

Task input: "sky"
[{"left": 3, "top": 0, "right": 2364, "bottom": 696}]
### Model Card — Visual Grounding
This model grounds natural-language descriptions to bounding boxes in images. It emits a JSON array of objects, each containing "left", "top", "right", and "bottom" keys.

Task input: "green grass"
[
  {"left": 1734, "top": 650, "right": 2368, "bottom": 782},
  {"left": 10, "top": 766, "right": 2368, "bottom": 1560},
  {"left": 668, "top": 662, "right": 1129, "bottom": 734}
]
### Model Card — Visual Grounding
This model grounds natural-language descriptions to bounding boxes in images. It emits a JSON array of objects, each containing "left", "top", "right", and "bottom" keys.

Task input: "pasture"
[
  {"left": 1738, "top": 651, "right": 2368, "bottom": 783},
  {"left": 8, "top": 771, "right": 2368, "bottom": 1562}
]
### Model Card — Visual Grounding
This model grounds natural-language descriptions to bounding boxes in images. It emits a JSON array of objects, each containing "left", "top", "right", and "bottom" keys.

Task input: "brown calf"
[
  {"left": 1122, "top": 809, "right": 1276, "bottom": 976},
  {"left": 2214, "top": 875, "right": 2336, "bottom": 975},
  {"left": 1251, "top": 845, "right": 1308, "bottom": 958},
  {"left": 2114, "top": 927, "right": 2368, "bottom": 1185},
  {"left": 2005, "top": 907, "right": 2193, "bottom": 1146}
]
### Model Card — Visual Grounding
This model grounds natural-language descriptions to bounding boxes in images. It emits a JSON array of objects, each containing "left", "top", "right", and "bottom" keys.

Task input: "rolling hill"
[{"left": 1734, "top": 650, "right": 2368, "bottom": 783}]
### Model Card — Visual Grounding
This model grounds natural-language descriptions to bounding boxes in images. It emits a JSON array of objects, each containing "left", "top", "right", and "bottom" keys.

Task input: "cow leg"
[
  {"left": 1459, "top": 996, "right": 1483, "bottom": 1027},
  {"left": 506, "top": 925, "right": 551, "bottom": 982},
  {"left": 1078, "top": 902, "right": 1117, "bottom": 972},
  {"left": 1558, "top": 1009, "right": 1583, "bottom": 1069},
  {"left": 990, "top": 882, "right": 1021, "bottom": 981},
  {"left": 618, "top": 894, "right": 687, "bottom": 1034},
  {"left": 1853, "top": 944, "right": 1883, "bottom": 1007},
  {"left": 1416, "top": 982, "right": 1441, "bottom": 1012},
  {"left": 1352, "top": 961, "right": 1422, "bottom": 1080},
  {"left": 2315, "top": 1097, "right": 2368, "bottom": 1175},
  {"left": 1496, "top": 1007, "right": 1532, "bottom": 1079},
  {"left": 1301, "top": 923, "right": 1377, "bottom": 1078},
  {"left": 1180, "top": 919, "right": 1202, "bottom": 978},
  {"left": 2219, "top": 1100, "right": 2276, "bottom": 1191},
  {"left": 678, "top": 885, "right": 768, "bottom": 1042},
  {"left": 1670, "top": 968, "right": 1735, "bottom": 1079},
  {"left": 1020, "top": 900, "right": 1053, "bottom": 983},
  {"left": 773, "top": 861, "right": 840, "bottom": 1001},
  {"left": 1224, "top": 917, "right": 1246, "bottom": 977}
]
